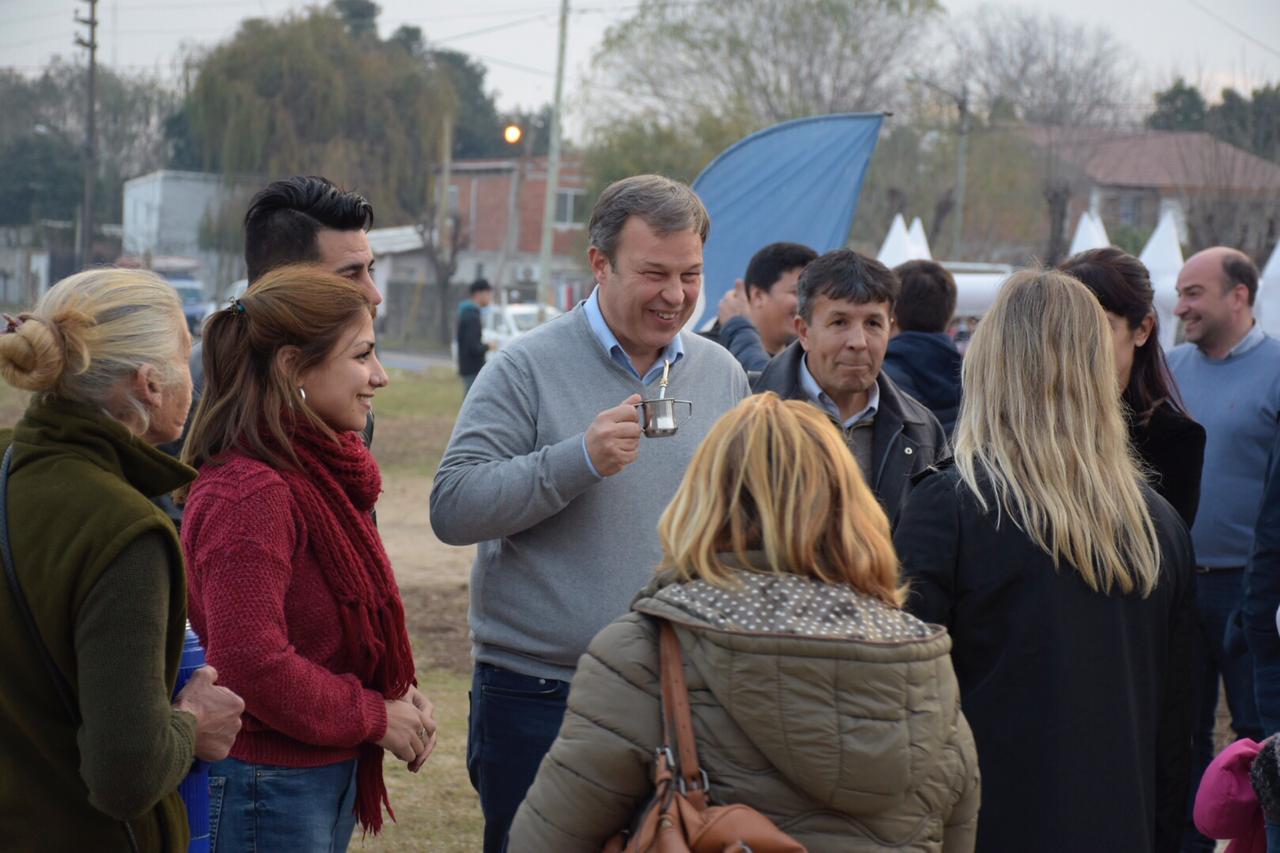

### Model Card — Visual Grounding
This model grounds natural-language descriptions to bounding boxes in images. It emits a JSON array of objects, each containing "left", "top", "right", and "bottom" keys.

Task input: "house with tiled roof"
[{"left": 1024, "top": 127, "right": 1280, "bottom": 259}]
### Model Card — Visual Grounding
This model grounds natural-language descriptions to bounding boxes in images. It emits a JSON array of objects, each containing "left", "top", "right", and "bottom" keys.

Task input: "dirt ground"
[{"left": 376, "top": 471, "right": 475, "bottom": 675}]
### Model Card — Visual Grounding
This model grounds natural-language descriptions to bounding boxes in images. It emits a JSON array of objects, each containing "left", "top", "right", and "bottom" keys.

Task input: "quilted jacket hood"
[{"left": 633, "top": 562, "right": 961, "bottom": 817}]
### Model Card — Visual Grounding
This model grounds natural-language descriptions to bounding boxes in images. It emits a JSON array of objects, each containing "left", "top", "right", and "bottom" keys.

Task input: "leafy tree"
[
  {"left": 333, "top": 0, "right": 380, "bottom": 39},
  {"left": 433, "top": 49, "right": 506, "bottom": 159},
  {"left": 1209, "top": 88, "right": 1253, "bottom": 152},
  {"left": 1146, "top": 79, "right": 1206, "bottom": 131},
  {"left": 171, "top": 8, "right": 455, "bottom": 225},
  {"left": 0, "top": 61, "right": 177, "bottom": 222},
  {"left": 1145, "top": 80, "right": 1280, "bottom": 163},
  {"left": 0, "top": 129, "right": 83, "bottom": 226}
]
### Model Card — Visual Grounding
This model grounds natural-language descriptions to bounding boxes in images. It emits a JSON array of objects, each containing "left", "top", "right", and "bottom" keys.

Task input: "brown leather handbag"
[{"left": 603, "top": 620, "right": 807, "bottom": 853}]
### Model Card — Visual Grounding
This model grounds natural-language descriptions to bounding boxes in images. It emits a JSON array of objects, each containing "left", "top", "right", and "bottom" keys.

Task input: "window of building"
[
  {"left": 1118, "top": 195, "right": 1139, "bottom": 227},
  {"left": 554, "top": 189, "right": 586, "bottom": 226}
]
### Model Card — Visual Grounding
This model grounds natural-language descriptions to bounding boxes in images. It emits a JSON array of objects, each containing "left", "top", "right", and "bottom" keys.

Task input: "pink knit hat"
[{"left": 1194, "top": 738, "right": 1266, "bottom": 853}]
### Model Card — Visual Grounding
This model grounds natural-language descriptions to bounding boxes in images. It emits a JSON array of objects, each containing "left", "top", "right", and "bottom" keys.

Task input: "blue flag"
[{"left": 690, "top": 113, "right": 884, "bottom": 329}]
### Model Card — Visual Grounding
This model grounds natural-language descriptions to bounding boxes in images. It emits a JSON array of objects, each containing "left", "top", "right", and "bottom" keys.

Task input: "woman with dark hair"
[
  {"left": 1060, "top": 247, "right": 1206, "bottom": 528},
  {"left": 181, "top": 265, "right": 435, "bottom": 850}
]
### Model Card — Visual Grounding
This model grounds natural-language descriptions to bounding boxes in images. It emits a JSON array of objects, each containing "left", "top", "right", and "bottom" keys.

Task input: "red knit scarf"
[{"left": 278, "top": 421, "right": 415, "bottom": 835}]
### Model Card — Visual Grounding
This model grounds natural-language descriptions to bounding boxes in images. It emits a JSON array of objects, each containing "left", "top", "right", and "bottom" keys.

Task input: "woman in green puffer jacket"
[{"left": 510, "top": 393, "right": 980, "bottom": 852}]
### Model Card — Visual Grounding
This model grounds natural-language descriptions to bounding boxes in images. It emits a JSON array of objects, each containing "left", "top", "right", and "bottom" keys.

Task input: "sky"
[{"left": 2, "top": 0, "right": 1278, "bottom": 141}]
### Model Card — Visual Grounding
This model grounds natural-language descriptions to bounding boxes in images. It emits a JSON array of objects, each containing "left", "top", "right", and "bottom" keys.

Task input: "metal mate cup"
[
  {"left": 636, "top": 358, "right": 692, "bottom": 437},
  {"left": 636, "top": 397, "right": 694, "bottom": 438}
]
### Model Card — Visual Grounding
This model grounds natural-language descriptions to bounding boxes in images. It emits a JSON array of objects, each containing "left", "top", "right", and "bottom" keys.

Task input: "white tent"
[
  {"left": 1258, "top": 241, "right": 1280, "bottom": 338},
  {"left": 1139, "top": 210, "right": 1185, "bottom": 350},
  {"left": 907, "top": 217, "right": 932, "bottom": 261},
  {"left": 877, "top": 213, "right": 926, "bottom": 268},
  {"left": 1067, "top": 211, "right": 1111, "bottom": 258}
]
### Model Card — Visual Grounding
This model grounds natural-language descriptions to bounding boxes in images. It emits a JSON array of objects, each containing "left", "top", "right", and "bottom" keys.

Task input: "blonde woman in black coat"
[{"left": 895, "top": 269, "right": 1196, "bottom": 853}]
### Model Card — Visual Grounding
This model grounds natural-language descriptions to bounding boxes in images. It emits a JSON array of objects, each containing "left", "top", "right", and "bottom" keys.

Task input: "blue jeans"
[
  {"left": 467, "top": 662, "right": 570, "bottom": 853},
  {"left": 208, "top": 757, "right": 357, "bottom": 853},
  {"left": 1184, "top": 568, "right": 1265, "bottom": 852}
]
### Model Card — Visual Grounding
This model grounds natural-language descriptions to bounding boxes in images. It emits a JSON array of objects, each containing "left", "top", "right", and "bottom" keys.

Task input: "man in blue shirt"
[
  {"left": 431, "top": 175, "right": 748, "bottom": 852},
  {"left": 1168, "top": 246, "right": 1280, "bottom": 852}
]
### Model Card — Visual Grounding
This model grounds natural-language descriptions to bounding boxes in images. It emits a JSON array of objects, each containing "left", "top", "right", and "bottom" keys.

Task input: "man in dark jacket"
[
  {"left": 457, "top": 278, "right": 494, "bottom": 395},
  {"left": 883, "top": 260, "right": 963, "bottom": 435},
  {"left": 1245, "top": 429, "right": 1280, "bottom": 734},
  {"left": 753, "top": 249, "right": 948, "bottom": 527},
  {"left": 709, "top": 242, "right": 817, "bottom": 373}
]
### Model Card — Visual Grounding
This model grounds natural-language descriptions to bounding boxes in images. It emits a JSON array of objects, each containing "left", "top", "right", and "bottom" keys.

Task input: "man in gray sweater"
[{"left": 430, "top": 174, "right": 749, "bottom": 852}]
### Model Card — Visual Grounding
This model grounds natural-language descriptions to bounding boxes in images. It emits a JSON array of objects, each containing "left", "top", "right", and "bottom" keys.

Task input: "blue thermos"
[{"left": 173, "top": 623, "right": 211, "bottom": 853}]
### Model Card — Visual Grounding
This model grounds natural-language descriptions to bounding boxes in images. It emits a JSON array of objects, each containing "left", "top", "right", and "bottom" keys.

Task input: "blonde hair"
[
  {"left": 0, "top": 268, "right": 187, "bottom": 432},
  {"left": 954, "top": 269, "right": 1161, "bottom": 596},
  {"left": 658, "top": 393, "right": 904, "bottom": 605}
]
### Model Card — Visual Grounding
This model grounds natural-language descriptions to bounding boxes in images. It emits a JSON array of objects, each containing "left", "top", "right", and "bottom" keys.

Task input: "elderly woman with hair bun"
[
  {"left": 896, "top": 269, "right": 1196, "bottom": 853},
  {"left": 0, "top": 269, "right": 244, "bottom": 851},
  {"left": 511, "top": 392, "right": 980, "bottom": 852}
]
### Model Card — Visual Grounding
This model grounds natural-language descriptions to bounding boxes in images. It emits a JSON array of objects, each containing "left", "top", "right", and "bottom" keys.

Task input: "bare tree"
[
  {"left": 923, "top": 6, "right": 1137, "bottom": 263},
  {"left": 957, "top": 5, "right": 1135, "bottom": 129},
  {"left": 588, "top": 0, "right": 941, "bottom": 129},
  {"left": 1174, "top": 133, "right": 1280, "bottom": 263}
]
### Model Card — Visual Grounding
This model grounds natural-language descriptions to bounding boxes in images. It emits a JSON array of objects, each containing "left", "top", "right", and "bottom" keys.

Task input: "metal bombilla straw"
[{"left": 658, "top": 359, "right": 670, "bottom": 400}]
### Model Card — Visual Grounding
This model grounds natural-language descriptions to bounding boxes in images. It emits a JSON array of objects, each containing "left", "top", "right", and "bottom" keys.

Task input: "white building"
[{"left": 122, "top": 170, "right": 247, "bottom": 294}]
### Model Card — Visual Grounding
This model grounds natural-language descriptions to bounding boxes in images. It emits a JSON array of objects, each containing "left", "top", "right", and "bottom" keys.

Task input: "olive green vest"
[{"left": 0, "top": 397, "right": 195, "bottom": 851}]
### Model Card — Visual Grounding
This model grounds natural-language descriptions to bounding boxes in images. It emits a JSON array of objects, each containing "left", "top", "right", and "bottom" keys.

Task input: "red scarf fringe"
[{"left": 279, "top": 421, "right": 415, "bottom": 834}]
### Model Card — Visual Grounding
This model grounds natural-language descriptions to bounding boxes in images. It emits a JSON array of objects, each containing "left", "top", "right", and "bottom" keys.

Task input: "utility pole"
[
  {"left": 76, "top": 0, "right": 98, "bottom": 270},
  {"left": 535, "top": 0, "right": 569, "bottom": 318}
]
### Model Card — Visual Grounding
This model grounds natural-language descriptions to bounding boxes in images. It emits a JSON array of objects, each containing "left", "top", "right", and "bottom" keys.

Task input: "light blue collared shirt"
[
  {"left": 580, "top": 287, "right": 687, "bottom": 477},
  {"left": 799, "top": 354, "right": 879, "bottom": 428},
  {"left": 583, "top": 287, "right": 684, "bottom": 383},
  {"left": 1226, "top": 322, "right": 1266, "bottom": 359}
]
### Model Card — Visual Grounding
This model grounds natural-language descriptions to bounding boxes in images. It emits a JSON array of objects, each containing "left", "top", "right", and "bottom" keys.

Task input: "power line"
[
  {"left": 1187, "top": 0, "right": 1280, "bottom": 61},
  {"left": 430, "top": 11, "right": 555, "bottom": 44}
]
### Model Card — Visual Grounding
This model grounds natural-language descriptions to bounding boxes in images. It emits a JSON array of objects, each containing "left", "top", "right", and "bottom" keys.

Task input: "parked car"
[
  {"left": 451, "top": 303, "right": 563, "bottom": 366},
  {"left": 483, "top": 303, "right": 563, "bottom": 351}
]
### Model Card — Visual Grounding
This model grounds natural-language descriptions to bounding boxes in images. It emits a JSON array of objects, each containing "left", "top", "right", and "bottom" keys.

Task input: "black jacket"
[
  {"left": 1128, "top": 401, "right": 1205, "bottom": 531},
  {"left": 1245, "top": 429, "right": 1280, "bottom": 733},
  {"left": 456, "top": 301, "right": 487, "bottom": 377},
  {"left": 882, "top": 331, "right": 963, "bottom": 435},
  {"left": 896, "top": 462, "right": 1195, "bottom": 853},
  {"left": 752, "top": 341, "right": 948, "bottom": 527}
]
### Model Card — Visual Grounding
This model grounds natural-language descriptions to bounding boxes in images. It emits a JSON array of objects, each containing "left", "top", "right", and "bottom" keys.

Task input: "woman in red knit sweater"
[{"left": 181, "top": 265, "right": 436, "bottom": 850}]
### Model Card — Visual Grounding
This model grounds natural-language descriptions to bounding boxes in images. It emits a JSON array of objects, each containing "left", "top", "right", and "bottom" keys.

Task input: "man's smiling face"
[{"left": 589, "top": 216, "right": 703, "bottom": 374}]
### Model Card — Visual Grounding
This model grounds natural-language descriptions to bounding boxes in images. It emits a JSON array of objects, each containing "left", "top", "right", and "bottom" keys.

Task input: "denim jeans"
[
  {"left": 1183, "top": 568, "right": 1265, "bottom": 852},
  {"left": 467, "top": 662, "right": 571, "bottom": 853},
  {"left": 208, "top": 757, "right": 357, "bottom": 853}
]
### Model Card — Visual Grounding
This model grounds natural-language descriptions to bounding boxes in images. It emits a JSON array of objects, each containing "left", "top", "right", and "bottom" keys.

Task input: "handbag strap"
[
  {"left": 1, "top": 445, "right": 81, "bottom": 724},
  {"left": 658, "top": 620, "right": 709, "bottom": 806}
]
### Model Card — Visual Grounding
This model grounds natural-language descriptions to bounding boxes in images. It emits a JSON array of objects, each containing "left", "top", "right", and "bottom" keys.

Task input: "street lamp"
[{"left": 503, "top": 124, "right": 523, "bottom": 145}]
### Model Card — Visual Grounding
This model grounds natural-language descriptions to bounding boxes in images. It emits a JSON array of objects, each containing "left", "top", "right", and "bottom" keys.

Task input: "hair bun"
[{"left": 0, "top": 314, "right": 69, "bottom": 392}]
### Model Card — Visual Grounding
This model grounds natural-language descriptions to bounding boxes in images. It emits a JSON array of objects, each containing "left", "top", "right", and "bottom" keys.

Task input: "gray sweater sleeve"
[
  {"left": 75, "top": 531, "right": 197, "bottom": 820},
  {"left": 430, "top": 348, "right": 604, "bottom": 546}
]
